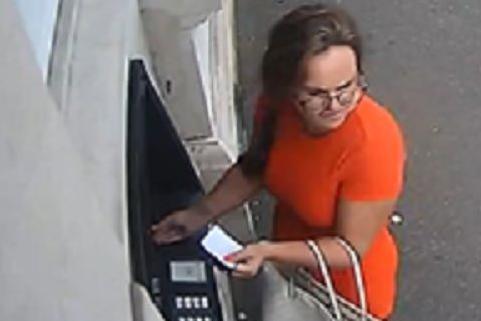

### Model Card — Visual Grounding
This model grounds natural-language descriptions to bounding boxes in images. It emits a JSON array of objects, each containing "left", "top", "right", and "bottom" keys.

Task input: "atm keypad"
[
  {"left": 175, "top": 295, "right": 210, "bottom": 309},
  {"left": 175, "top": 295, "right": 212, "bottom": 321}
]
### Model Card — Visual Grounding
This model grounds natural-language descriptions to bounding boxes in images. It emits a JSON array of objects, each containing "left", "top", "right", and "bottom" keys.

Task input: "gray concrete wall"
[
  {"left": 0, "top": 0, "right": 133, "bottom": 320},
  {"left": 140, "top": 0, "right": 239, "bottom": 161},
  {"left": 1, "top": 0, "right": 240, "bottom": 319},
  {"left": 14, "top": 0, "right": 60, "bottom": 79},
  {"left": 1, "top": 0, "right": 172, "bottom": 320},
  {"left": 235, "top": 1, "right": 481, "bottom": 321}
]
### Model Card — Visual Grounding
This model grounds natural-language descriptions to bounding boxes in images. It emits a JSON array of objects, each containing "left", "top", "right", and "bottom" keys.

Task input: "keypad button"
[
  {"left": 151, "top": 278, "right": 161, "bottom": 294},
  {"left": 193, "top": 297, "right": 200, "bottom": 309},
  {"left": 178, "top": 318, "right": 186, "bottom": 321},
  {"left": 153, "top": 295, "right": 162, "bottom": 308},
  {"left": 204, "top": 317, "right": 211, "bottom": 321},
  {"left": 175, "top": 297, "right": 183, "bottom": 309},
  {"left": 185, "top": 297, "right": 192, "bottom": 309},
  {"left": 201, "top": 297, "right": 209, "bottom": 308},
  {"left": 187, "top": 317, "right": 194, "bottom": 321}
]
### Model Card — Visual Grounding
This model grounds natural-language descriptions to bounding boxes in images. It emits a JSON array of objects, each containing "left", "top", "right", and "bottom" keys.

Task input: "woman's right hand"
[
  {"left": 150, "top": 206, "right": 211, "bottom": 245},
  {"left": 150, "top": 163, "right": 261, "bottom": 245}
]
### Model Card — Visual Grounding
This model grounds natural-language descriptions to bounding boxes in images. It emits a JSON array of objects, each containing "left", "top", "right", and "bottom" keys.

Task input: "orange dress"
[{"left": 255, "top": 94, "right": 405, "bottom": 319}]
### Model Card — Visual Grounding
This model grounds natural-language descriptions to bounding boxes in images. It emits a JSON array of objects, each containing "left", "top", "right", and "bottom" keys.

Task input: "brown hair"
[{"left": 239, "top": 4, "right": 364, "bottom": 177}]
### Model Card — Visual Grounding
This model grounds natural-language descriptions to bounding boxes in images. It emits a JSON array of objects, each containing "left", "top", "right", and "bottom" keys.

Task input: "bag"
[
  {"left": 262, "top": 237, "right": 381, "bottom": 321},
  {"left": 260, "top": 261, "right": 333, "bottom": 321}
]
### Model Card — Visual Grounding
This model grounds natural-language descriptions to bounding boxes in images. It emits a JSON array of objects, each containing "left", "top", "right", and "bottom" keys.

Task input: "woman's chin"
[
  {"left": 312, "top": 118, "right": 345, "bottom": 134},
  {"left": 326, "top": 117, "right": 346, "bottom": 129},
  {"left": 300, "top": 110, "right": 351, "bottom": 135}
]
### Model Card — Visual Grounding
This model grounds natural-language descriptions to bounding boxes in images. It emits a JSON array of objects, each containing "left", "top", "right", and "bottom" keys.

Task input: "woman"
[{"left": 151, "top": 4, "right": 405, "bottom": 320}]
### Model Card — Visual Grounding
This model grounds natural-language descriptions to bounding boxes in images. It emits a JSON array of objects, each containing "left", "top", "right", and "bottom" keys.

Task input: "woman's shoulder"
[{"left": 352, "top": 95, "right": 404, "bottom": 145}]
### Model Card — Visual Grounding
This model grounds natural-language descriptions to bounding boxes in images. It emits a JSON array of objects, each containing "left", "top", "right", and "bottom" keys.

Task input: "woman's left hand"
[{"left": 225, "top": 241, "right": 271, "bottom": 278}]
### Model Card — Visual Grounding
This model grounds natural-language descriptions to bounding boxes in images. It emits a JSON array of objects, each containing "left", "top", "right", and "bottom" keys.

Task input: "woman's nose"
[{"left": 326, "top": 95, "right": 343, "bottom": 112}]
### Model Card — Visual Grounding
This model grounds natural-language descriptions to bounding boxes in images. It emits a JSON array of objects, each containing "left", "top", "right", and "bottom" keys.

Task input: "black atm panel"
[{"left": 127, "top": 59, "right": 223, "bottom": 321}]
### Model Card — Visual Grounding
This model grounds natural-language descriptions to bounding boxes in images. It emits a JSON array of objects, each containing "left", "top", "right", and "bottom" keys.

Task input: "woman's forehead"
[{"left": 301, "top": 46, "right": 358, "bottom": 90}]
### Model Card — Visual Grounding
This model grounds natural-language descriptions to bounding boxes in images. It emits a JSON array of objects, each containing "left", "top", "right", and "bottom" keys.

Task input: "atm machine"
[{"left": 126, "top": 59, "right": 227, "bottom": 321}]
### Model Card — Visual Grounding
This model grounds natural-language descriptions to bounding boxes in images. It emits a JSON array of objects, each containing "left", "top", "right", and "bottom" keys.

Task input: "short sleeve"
[{"left": 339, "top": 121, "right": 406, "bottom": 201}]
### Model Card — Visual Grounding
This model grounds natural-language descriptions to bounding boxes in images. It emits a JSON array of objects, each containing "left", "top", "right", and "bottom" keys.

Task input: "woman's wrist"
[
  {"left": 257, "top": 240, "right": 276, "bottom": 261},
  {"left": 191, "top": 199, "right": 217, "bottom": 219}
]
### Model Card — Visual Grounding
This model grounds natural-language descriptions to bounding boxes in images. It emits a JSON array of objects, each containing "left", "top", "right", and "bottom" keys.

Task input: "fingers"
[
  {"left": 231, "top": 263, "right": 255, "bottom": 278},
  {"left": 150, "top": 217, "right": 186, "bottom": 245},
  {"left": 152, "top": 229, "right": 183, "bottom": 245},
  {"left": 226, "top": 246, "right": 263, "bottom": 278},
  {"left": 231, "top": 260, "right": 263, "bottom": 278},
  {"left": 224, "top": 248, "right": 250, "bottom": 263}
]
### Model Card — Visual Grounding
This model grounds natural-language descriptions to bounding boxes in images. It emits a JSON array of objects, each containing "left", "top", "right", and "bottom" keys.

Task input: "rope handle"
[
  {"left": 306, "top": 238, "right": 367, "bottom": 321},
  {"left": 335, "top": 237, "right": 367, "bottom": 321}
]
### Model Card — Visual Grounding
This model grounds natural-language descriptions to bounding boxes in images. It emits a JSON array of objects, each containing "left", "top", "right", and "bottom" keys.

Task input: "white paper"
[{"left": 200, "top": 225, "right": 243, "bottom": 269}]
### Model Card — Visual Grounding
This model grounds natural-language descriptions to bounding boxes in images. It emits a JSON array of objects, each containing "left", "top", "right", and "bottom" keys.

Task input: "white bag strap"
[
  {"left": 306, "top": 240, "right": 342, "bottom": 320},
  {"left": 335, "top": 237, "right": 367, "bottom": 321},
  {"left": 306, "top": 238, "right": 367, "bottom": 321}
]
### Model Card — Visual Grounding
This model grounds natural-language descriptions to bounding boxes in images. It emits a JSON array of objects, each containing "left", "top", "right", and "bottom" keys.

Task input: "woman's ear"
[
  {"left": 288, "top": 87, "right": 305, "bottom": 114},
  {"left": 358, "top": 73, "right": 368, "bottom": 91}
]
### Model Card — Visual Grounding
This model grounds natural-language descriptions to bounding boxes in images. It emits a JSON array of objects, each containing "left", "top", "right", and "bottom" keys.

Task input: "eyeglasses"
[{"left": 294, "top": 76, "right": 366, "bottom": 113}]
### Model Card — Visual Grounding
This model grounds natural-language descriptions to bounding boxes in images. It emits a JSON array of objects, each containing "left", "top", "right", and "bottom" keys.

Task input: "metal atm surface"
[{"left": 127, "top": 59, "right": 223, "bottom": 321}]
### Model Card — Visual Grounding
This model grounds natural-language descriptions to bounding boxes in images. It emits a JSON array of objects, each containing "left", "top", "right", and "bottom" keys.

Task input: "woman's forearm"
[
  {"left": 262, "top": 238, "right": 353, "bottom": 269},
  {"left": 196, "top": 163, "right": 263, "bottom": 219}
]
